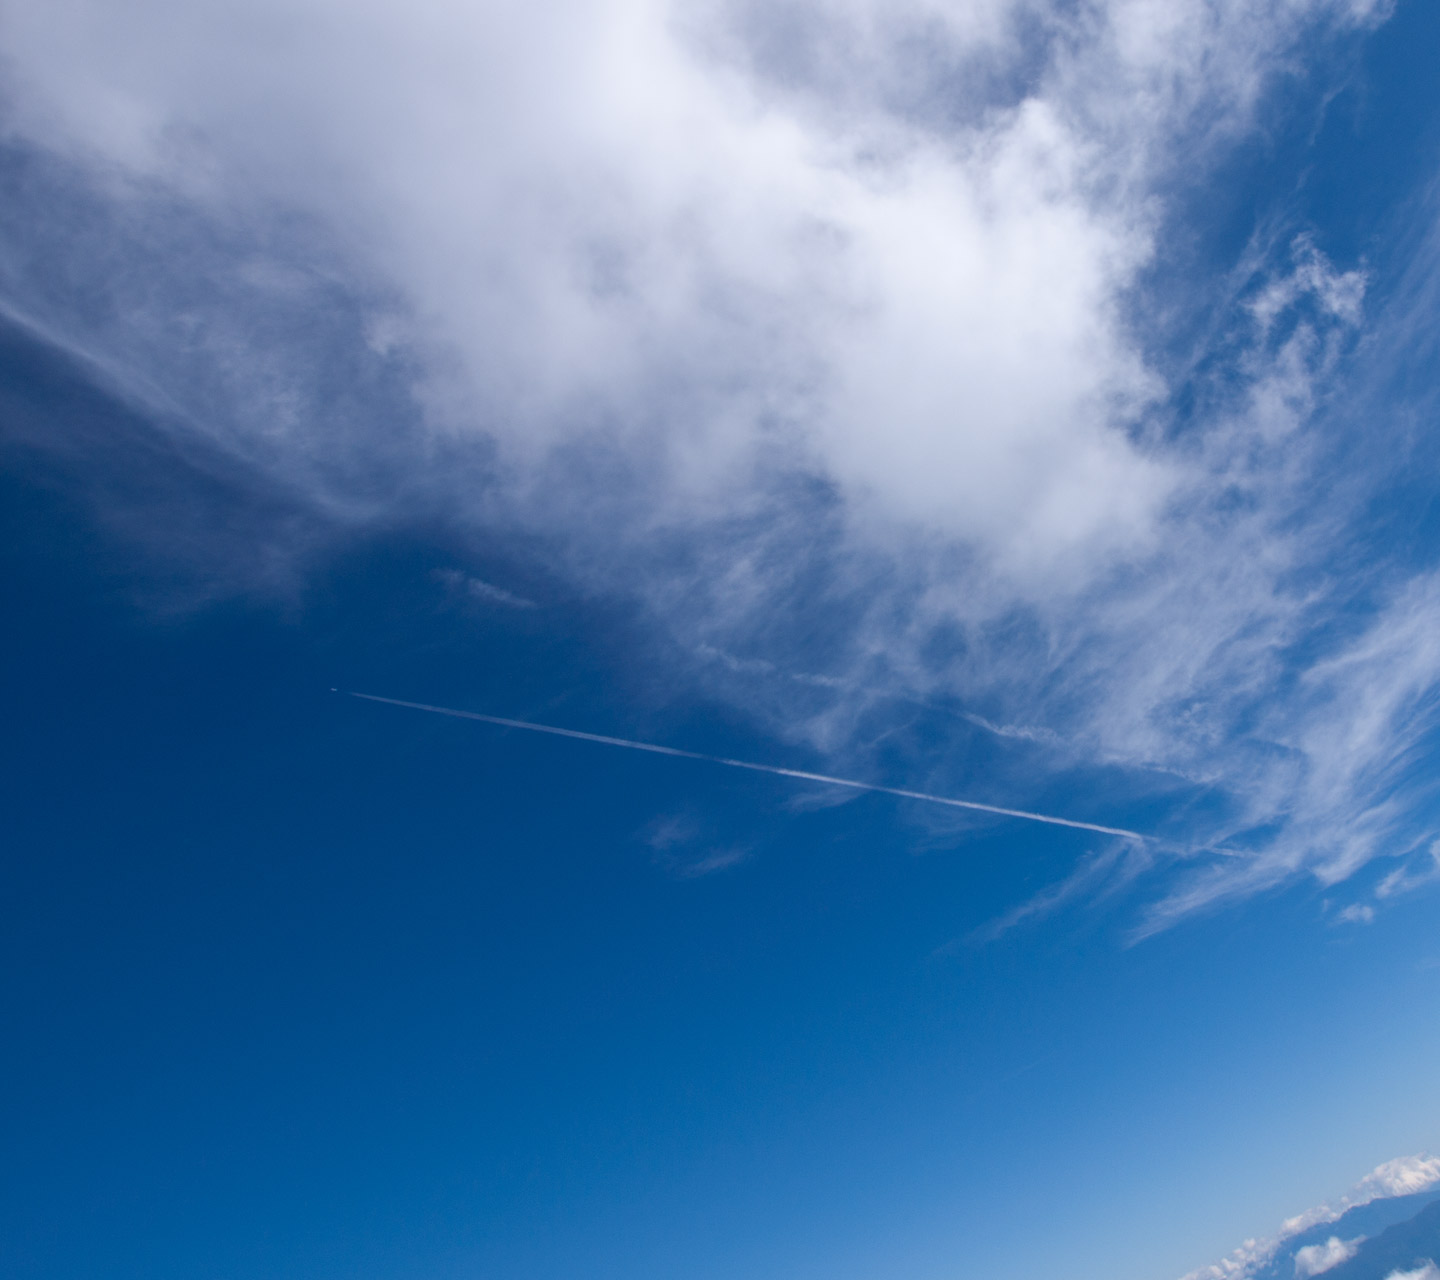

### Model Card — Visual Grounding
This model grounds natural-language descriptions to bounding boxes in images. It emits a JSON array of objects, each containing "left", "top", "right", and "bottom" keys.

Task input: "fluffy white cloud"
[
  {"left": 1386, "top": 1266, "right": 1440, "bottom": 1280},
  {"left": 1294, "top": 1237, "right": 1361, "bottom": 1277},
  {"left": 1362, "top": 1158, "right": 1440, "bottom": 1200}
]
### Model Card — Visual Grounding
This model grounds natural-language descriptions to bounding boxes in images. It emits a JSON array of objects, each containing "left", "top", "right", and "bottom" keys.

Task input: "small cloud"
[
  {"left": 646, "top": 813, "right": 698, "bottom": 852},
  {"left": 1293, "top": 1237, "right": 1361, "bottom": 1277},
  {"left": 1376, "top": 841, "right": 1440, "bottom": 900},
  {"left": 1363, "top": 1156, "right": 1440, "bottom": 1198},
  {"left": 694, "top": 644, "right": 776, "bottom": 677},
  {"left": 1337, "top": 903, "right": 1375, "bottom": 925},
  {"left": 1249, "top": 236, "right": 1367, "bottom": 334},
  {"left": 781, "top": 785, "right": 861, "bottom": 815},
  {"left": 668, "top": 846, "right": 752, "bottom": 877},
  {"left": 644, "top": 813, "right": 751, "bottom": 879},
  {"left": 792, "top": 671, "right": 848, "bottom": 689},
  {"left": 433, "top": 568, "right": 537, "bottom": 609},
  {"left": 962, "top": 711, "right": 1063, "bottom": 746},
  {"left": 1385, "top": 1265, "right": 1440, "bottom": 1280}
]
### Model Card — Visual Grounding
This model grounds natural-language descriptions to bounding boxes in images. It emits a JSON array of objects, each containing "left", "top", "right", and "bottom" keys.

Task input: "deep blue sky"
[{"left": 4, "top": 3, "right": 1440, "bottom": 1279}]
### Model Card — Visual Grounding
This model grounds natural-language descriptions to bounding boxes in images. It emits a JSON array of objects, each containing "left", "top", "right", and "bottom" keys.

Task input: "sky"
[{"left": 2, "top": 2, "right": 1440, "bottom": 1278}]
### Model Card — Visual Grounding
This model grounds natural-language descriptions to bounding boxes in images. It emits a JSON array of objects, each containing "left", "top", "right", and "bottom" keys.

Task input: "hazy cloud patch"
[{"left": 434, "top": 568, "right": 538, "bottom": 610}]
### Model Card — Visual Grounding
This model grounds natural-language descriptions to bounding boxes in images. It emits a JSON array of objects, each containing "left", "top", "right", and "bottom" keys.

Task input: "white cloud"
[
  {"left": 1386, "top": 1266, "right": 1440, "bottom": 1280},
  {"left": 1294, "top": 1236, "right": 1361, "bottom": 1277},
  {"left": 644, "top": 811, "right": 752, "bottom": 876},
  {"left": 1360, "top": 1157, "right": 1440, "bottom": 1200}
]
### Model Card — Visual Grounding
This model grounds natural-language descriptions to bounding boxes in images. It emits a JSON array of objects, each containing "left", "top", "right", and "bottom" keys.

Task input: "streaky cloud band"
[{"left": 345, "top": 690, "right": 1150, "bottom": 843}]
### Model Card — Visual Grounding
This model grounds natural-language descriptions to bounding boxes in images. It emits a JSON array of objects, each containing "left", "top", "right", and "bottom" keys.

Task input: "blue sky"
[{"left": 3, "top": 2, "right": 1440, "bottom": 1278}]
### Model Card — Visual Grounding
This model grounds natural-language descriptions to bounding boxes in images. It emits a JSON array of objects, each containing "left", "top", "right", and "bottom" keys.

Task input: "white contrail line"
[{"left": 345, "top": 691, "right": 1150, "bottom": 843}]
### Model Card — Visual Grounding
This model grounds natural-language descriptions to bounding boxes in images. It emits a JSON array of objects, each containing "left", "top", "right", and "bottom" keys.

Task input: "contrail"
[{"left": 345, "top": 691, "right": 1149, "bottom": 843}]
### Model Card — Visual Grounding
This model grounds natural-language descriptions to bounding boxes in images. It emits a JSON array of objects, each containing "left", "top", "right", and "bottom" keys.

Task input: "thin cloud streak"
[{"left": 346, "top": 691, "right": 1150, "bottom": 842}]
